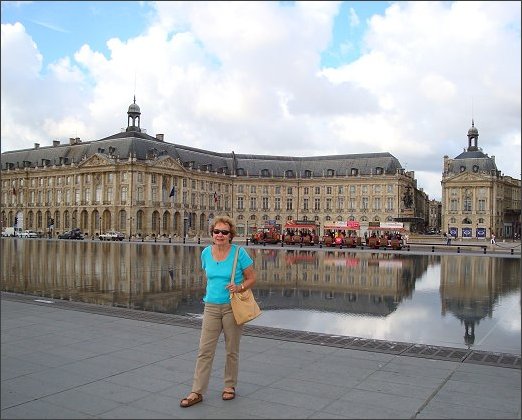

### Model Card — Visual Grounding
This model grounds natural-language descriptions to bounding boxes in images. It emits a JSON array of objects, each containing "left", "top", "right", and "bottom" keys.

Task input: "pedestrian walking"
[{"left": 490, "top": 233, "right": 496, "bottom": 245}]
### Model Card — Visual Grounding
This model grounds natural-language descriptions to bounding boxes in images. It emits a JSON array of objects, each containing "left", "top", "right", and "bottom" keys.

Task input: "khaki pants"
[{"left": 191, "top": 303, "right": 243, "bottom": 395}]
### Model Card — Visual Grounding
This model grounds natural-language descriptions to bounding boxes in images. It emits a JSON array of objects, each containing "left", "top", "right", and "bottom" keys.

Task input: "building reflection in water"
[
  {"left": 1, "top": 239, "right": 519, "bottom": 353},
  {"left": 439, "top": 255, "right": 520, "bottom": 348}
]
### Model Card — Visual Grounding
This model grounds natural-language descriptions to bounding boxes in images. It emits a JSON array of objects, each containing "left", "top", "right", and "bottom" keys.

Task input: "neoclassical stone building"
[
  {"left": 441, "top": 121, "right": 521, "bottom": 239},
  {"left": 1, "top": 98, "right": 429, "bottom": 238}
]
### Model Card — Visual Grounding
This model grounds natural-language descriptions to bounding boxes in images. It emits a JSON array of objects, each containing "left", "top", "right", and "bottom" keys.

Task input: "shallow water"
[{"left": 1, "top": 239, "right": 520, "bottom": 354}]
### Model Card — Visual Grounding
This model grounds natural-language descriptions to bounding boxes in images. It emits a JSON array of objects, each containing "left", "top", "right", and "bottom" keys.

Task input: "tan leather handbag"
[{"left": 229, "top": 247, "right": 261, "bottom": 325}]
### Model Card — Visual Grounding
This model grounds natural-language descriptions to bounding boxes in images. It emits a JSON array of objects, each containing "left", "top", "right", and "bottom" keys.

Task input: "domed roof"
[
  {"left": 128, "top": 96, "right": 141, "bottom": 114},
  {"left": 468, "top": 120, "right": 478, "bottom": 136},
  {"left": 128, "top": 102, "right": 140, "bottom": 113}
]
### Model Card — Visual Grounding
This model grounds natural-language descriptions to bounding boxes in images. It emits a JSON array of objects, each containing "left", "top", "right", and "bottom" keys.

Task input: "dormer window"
[
  {"left": 304, "top": 170, "right": 312, "bottom": 178},
  {"left": 375, "top": 167, "right": 383, "bottom": 175},
  {"left": 261, "top": 169, "right": 270, "bottom": 177},
  {"left": 237, "top": 168, "right": 245, "bottom": 176},
  {"left": 326, "top": 169, "right": 334, "bottom": 177},
  {"left": 350, "top": 168, "right": 358, "bottom": 176},
  {"left": 472, "top": 165, "right": 479, "bottom": 172},
  {"left": 285, "top": 170, "right": 295, "bottom": 178},
  {"left": 460, "top": 165, "right": 466, "bottom": 172}
]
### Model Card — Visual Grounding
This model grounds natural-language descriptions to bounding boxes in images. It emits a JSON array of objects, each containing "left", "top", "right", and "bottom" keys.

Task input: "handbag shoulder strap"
[{"left": 229, "top": 246, "right": 240, "bottom": 285}]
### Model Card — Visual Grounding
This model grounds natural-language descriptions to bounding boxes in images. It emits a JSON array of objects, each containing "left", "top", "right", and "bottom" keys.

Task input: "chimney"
[
  {"left": 34, "top": 143, "right": 40, "bottom": 149},
  {"left": 53, "top": 140, "right": 60, "bottom": 147},
  {"left": 156, "top": 134, "right": 164, "bottom": 142},
  {"left": 69, "top": 138, "right": 76, "bottom": 145}
]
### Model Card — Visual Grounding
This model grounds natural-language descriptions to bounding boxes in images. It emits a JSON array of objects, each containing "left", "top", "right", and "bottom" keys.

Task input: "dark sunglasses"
[{"left": 213, "top": 229, "right": 230, "bottom": 235}]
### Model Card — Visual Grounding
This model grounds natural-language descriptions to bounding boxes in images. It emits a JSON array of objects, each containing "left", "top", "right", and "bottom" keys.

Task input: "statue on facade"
[{"left": 403, "top": 187, "right": 413, "bottom": 208}]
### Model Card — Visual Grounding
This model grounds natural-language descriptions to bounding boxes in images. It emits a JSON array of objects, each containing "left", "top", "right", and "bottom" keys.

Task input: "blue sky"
[
  {"left": 1, "top": 1, "right": 521, "bottom": 201},
  {"left": 1, "top": 1, "right": 154, "bottom": 69},
  {"left": 1, "top": 1, "right": 391, "bottom": 68}
]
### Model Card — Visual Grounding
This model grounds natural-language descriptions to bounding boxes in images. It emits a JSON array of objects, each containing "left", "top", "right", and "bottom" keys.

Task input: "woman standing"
[{"left": 180, "top": 215, "right": 256, "bottom": 407}]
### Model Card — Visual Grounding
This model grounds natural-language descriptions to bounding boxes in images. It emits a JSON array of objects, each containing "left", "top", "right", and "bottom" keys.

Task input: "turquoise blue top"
[{"left": 201, "top": 244, "right": 254, "bottom": 304}]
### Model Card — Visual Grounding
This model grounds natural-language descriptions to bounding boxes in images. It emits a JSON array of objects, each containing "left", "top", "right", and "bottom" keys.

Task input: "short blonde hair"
[{"left": 210, "top": 215, "right": 237, "bottom": 241}]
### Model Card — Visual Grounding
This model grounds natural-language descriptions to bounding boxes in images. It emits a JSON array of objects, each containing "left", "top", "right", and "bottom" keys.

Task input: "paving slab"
[{"left": 1, "top": 296, "right": 520, "bottom": 419}]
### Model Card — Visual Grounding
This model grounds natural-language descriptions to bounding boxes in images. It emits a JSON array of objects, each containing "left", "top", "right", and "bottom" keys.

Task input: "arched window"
[
  {"left": 64, "top": 210, "right": 70, "bottom": 229},
  {"left": 162, "top": 211, "right": 170, "bottom": 231},
  {"left": 137, "top": 210, "right": 144, "bottom": 231},
  {"left": 119, "top": 210, "right": 126, "bottom": 231}
]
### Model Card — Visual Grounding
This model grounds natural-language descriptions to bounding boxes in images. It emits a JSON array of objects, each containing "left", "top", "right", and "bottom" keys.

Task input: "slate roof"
[
  {"left": 449, "top": 150, "right": 498, "bottom": 174},
  {"left": 1, "top": 130, "right": 404, "bottom": 178}
]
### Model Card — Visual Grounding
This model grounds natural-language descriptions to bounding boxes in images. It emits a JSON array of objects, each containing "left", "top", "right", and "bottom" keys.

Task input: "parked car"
[
  {"left": 18, "top": 230, "right": 39, "bottom": 238},
  {"left": 58, "top": 228, "right": 84, "bottom": 240},
  {"left": 2, "top": 227, "right": 22, "bottom": 237},
  {"left": 99, "top": 230, "right": 125, "bottom": 241}
]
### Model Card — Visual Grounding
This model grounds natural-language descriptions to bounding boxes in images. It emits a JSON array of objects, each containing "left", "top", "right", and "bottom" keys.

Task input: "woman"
[{"left": 180, "top": 215, "right": 256, "bottom": 407}]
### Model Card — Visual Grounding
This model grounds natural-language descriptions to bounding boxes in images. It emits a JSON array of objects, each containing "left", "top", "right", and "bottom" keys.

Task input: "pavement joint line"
[
  {"left": 2, "top": 291, "right": 520, "bottom": 370},
  {"left": 412, "top": 367, "right": 458, "bottom": 419}
]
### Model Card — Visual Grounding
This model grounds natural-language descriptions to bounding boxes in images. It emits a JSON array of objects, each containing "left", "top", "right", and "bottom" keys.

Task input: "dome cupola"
[
  {"left": 126, "top": 96, "right": 142, "bottom": 132},
  {"left": 466, "top": 119, "right": 479, "bottom": 151}
]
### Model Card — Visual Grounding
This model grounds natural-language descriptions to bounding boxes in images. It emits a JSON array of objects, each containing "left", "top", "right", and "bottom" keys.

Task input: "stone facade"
[
  {"left": 2, "top": 99, "right": 433, "bottom": 238},
  {"left": 441, "top": 121, "right": 521, "bottom": 239}
]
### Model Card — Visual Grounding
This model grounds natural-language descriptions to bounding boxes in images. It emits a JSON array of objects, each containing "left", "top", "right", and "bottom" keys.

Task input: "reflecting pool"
[{"left": 1, "top": 239, "right": 520, "bottom": 354}]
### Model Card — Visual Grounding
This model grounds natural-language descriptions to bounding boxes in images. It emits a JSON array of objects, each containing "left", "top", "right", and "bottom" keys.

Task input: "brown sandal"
[
  {"left": 180, "top": 393, "right": 203, "bottom": 407},
  {"left": 222, "top": 388, "right": 235, "bottom": 400}
]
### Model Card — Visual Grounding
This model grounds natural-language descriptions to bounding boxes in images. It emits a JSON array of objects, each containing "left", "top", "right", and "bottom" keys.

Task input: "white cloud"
[
  {"left": 1, "top": 1, "right": 520, "bottom": 200},
  {"left": 348, "top": 7, "right": 360, "bottom": 27}
]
